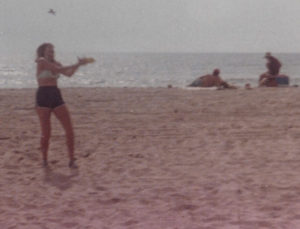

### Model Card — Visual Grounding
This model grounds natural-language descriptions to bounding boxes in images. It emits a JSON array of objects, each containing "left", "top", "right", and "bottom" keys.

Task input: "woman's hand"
[{"left": 77, "top": 57, "right": 95, "bottom": 66}]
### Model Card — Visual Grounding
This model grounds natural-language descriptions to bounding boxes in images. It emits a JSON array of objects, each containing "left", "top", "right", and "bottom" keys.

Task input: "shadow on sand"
[{"left": 43, "top": 167, "right": 79, "bottom": 191}]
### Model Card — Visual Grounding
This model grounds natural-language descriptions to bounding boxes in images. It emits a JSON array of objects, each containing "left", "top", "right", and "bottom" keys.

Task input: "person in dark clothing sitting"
[
  {"left": 259, "top": 52, "right": 288, "bottom": 87},
  {"left": 265, "top": 52, "right": 281, "bottom": 76}
]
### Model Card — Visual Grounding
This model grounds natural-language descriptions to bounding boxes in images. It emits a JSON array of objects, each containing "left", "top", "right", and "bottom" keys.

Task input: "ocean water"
[{"left": 1, "top": 52, "right": 300, "bottom": 88}]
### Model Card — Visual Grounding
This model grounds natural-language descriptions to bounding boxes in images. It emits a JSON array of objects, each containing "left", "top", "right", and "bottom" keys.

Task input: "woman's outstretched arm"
[{"left": 37, "top": 58, "right": 87, "bottom": 77}]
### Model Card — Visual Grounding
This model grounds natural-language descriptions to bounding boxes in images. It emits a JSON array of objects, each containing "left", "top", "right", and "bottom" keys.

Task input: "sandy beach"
[{"left": 1, "top": 86, "right": 300, "bottom": 229}]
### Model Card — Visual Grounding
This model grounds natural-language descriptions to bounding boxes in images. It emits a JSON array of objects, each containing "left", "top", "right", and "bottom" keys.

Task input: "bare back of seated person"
[
  {"left": 189, "top": 69, "right": 236, "bottom": 89},
  {"left": 199, "top": 74, "right": 222, "bottom": 87}
]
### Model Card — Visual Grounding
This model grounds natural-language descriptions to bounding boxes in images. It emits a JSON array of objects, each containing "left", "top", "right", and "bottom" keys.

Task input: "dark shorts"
[{"left": 36, "top": 86, "right": 65, "bottom": 109}]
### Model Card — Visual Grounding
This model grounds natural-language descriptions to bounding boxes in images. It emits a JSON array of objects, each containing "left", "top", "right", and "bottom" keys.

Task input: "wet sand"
[{"left": 1, "top": 87, "right": 300, "bottom": 229}]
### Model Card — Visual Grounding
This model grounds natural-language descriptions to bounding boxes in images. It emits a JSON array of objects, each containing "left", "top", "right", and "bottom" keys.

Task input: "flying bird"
[{"left": 48, "top": 9, "right": 56, "bottom": 15}]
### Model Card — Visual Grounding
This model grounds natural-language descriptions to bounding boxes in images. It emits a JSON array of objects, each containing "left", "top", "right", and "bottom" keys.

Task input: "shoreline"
[{"left": 1, "top": 87, "right": 300, "bottom": 228}]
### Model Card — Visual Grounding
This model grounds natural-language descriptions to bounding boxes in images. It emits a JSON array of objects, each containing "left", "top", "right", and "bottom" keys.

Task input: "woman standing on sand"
[{"left": 35, "top": 43, "right": 93, "bottom": 168}]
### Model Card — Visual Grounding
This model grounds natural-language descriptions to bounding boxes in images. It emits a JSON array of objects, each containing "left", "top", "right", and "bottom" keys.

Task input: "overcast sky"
[{"left": 1, "top": 0, "right": 300, "bottom": 54}]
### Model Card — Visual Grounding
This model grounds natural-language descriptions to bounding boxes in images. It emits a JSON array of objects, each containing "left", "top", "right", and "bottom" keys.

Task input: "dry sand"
[{"left": 1, "top": 87, "right": 300, "bottom": 229}]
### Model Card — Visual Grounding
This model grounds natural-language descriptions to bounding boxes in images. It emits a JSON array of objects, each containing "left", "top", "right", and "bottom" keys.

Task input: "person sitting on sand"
[
  {"left": 188, "top": 69, "right": 236, "bottom": 89},
  {"left": 259, "top": 52, "right": 282, "bottom": 87}
]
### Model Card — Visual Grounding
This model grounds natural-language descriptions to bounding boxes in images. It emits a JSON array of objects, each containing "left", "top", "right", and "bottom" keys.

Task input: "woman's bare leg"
[
  {"left": 36, "top": 107, "right": 52, "bottom": 166},
  {"left": 53, "top": 104, "right": 75, "bottom": 166}
]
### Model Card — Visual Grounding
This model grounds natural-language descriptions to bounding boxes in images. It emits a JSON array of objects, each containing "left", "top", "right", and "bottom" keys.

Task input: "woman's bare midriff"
[{"left": 37, "top": 78, "right": 58, "bottom": 87}]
